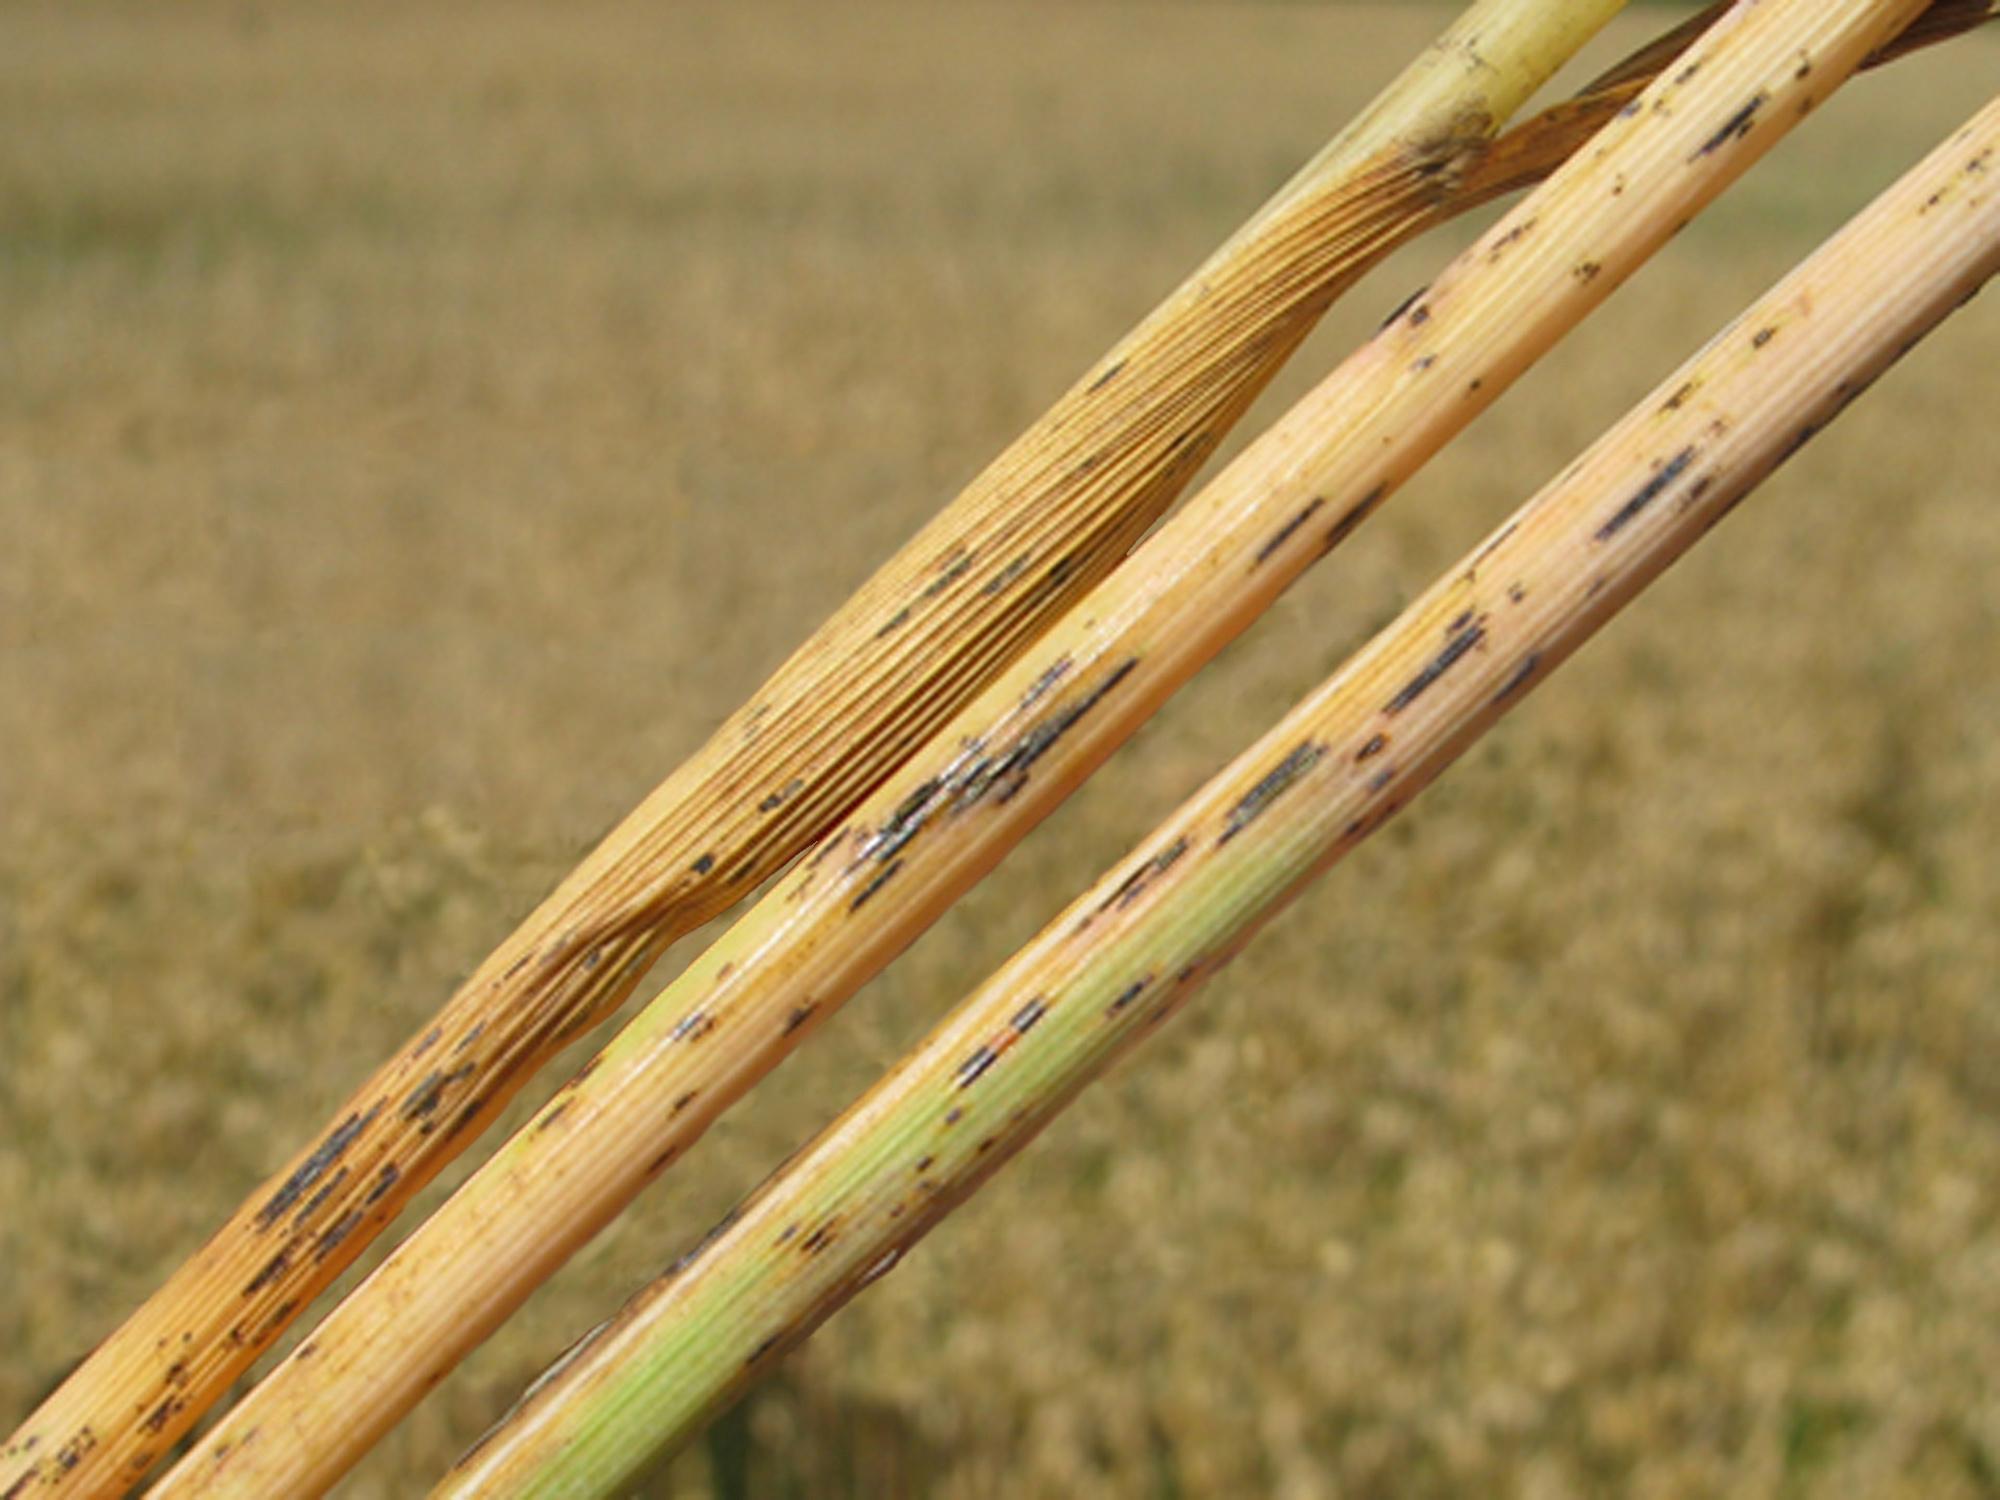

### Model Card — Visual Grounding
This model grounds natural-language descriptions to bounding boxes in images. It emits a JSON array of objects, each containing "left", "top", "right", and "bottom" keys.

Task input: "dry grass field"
[{"left": 3, "top": 3, "right": 1998, "bottom": 1495}]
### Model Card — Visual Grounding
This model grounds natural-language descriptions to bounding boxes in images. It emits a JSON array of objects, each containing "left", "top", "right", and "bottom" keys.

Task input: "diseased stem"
[
  {"left": 147, "top": 3, "right": 1936, "bottom": 1495},
  {"left": 439, "top": 93, "right": 2000, "bottom": 1499},
  {"left": 1462, "top": 0, "right": 1995, "bottom": 210},
  {"left": 0, "top": 4, "right": 1627, "bottom": 1495}
]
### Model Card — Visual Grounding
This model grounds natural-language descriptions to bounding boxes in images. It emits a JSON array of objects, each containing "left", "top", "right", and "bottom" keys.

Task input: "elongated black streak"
[
  {"left": 848, "top": 858, "right": 904, "bottom": 912},
  {"left": 669, "top": 1010, "right": 717, "bottom": 1043},
  {"left": 1096, "top": 836, "right": 1190, "bottom": 914},
  {"left": 244, "top": 1250, "right": 291, "bottom": 1296},
  {"left": 955, "top": 1046, "right": 999, "bottom": 1089},
  {"left": 1106, "top": 973, "right": 1155, "bottom": 1017},
  {"left": 1219, "top": 742, "right": 1325, "bottom": 844},
  {"left": 292, "top": 1167, "right": 351, "bottom": 1228},
  {"left": 363, "top": 1164, "right": 401, "bottom": 1206},
  {"left": 1596, "top": 446, "right": 1696, "bottom": 540},
  {"left": 1323, "top": 483, "right": 1386, "bottom": 554},
  {"left": 921, "top": 552, "right": 975, "bottom": 600},
  {"left": 255, "top": 1104, "right": 382, "bottom": 1228},
  {"left": 1254, "top": 498, "right": 1326, "bottom": 565},
  {"left": 1011, "top": 998, "right": 1048, "bottom": 1034},
  {"left": 849, "top": 657, "right": 1141, "bottom": 885},
  {"left": 1386, "top": 622, "right": 1486, "bottom": 714},
  {"left": 1492, "top": 652, "right": 1543, "bottom": 705},
  {"left": 665, "top": 1204, "right": 744, "bottom": 1281},
  {"left": 311, "top": 1211, "right": 364, "bottom": 1263},
  {"left": 401, "top": 1065, "right": 475, "bottom": 1122},
  {"left": 1379, "top": 284, "right": 1430, "bottom": 330},
  {"left": 1693, "top": 92, "right": 1767, "bottom": 157}
]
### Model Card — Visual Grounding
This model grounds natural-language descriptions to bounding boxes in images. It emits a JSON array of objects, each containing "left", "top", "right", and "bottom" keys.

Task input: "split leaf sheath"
[
  {"left": 147, "top": 3, "right": 1937, "bottom": 1495},
  {"left": 442, "top": 93, "right": 2000, "bottom": 1499},
  {"left": 0, "top": 3, "right": 1626, "bottom": 1494}
]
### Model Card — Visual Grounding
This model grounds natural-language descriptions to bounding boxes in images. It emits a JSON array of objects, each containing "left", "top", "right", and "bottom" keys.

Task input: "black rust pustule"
[
  {"left": 847, "top": 858, "right": 904, "bottom": 912},
  {"left": 244, "top": 1249, "right": 291, "bottom": 1297},
  {"left": 1106, "top": 973, "right": 1156, "bottom": 1017},
  {"left": 255, "top": 1103, "right": 382, "bottom": 1229},
  {"left": 980, "top": 553, "right": 1031, "bottom": 598},
  {"left": 1378, "top": 284, "right": 1430, "bottom": 331},
  {"left": 1492, "top": 652, "right": 1544, "bottom": 706},
  {"left": 291, "top": 1166, "right": 351, "bottom": 1228},
  {"left": 1218, "top": 741, "right": 1325, "bottom": 845},
  {"left": 1011, "top": 997, "right": 1048, "bottom": 1034},
  {"left": 1693, "top": 91, "right": 1768, "bottom": 158},
  {"left": 1385, "top": 618, "right": 1487, "bottom": 715},
  {"left": 670, "top": 1009, "right": 717, "bottom": 1043},
  {"left": 1596, "top": 446, "right": 1696, "bottom": 541},
  {"left": 311, "top": 1211, "right": 364, "bottom": 1263},
  {"left": 847, "top": 657, "right": 1141, "bottom": 907},
  {"left": 757, "top": 779, "right": 803, "bottom": 814},
  {"left": 1094, "top": 835, "right": 1189, "bottom": 916},
  {"left": 401, "top": 1064, "right": 476, "bottom": 1122},
  {"left": 1321, "top": 485, "right": 1383, "bottom": 555},
  {"left": 1254, "top": 497, "right": 1326, "bottom": 566},
  {"left": 955, "top": 1045, "right": 999, "bottom": 1089}
]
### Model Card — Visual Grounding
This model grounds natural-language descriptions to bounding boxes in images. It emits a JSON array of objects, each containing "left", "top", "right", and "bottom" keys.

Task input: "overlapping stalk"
[
  {"left": 0, "top": 4, "right": 1628, "bottom": 1494},
  {"left": 438, "top": 92, "right": 2000, "bottom": 1498},
  {"left": 1458, "top": 0, "right": 1995, "bottom": 209},
  {"left": 144, "top": 2, "right": 1940, "bottom": 1494}
]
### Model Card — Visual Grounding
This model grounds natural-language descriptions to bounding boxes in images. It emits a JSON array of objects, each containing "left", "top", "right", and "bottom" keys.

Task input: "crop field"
[{"left": 3, "top": 3, "right": 1997, "bottom": 1495}]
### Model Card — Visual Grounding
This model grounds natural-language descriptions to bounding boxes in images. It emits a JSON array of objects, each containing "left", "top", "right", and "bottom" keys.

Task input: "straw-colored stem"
[
  {"left": 443, "top": 94, "right": 2000, "bottom": 1496},
  {"left": 0, "top": 5, "right": 1623, "bottom": 1495},
  {"left": 145, "top": 4, "right": 1929, "bottom": 1495},
  {"left": 1462, "top": 0, "right": 1996, "bottom": 211}
]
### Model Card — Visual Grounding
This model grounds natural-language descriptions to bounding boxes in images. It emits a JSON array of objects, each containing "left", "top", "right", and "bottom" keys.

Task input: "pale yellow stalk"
[
  {"left": 149, "top": 3, "right": 1932, "bottom": 1495},
  {"left": 0, "top": 5, "right": 1622, "bottom": 1495},
  {"left": 1458, "top": 0, "right": 1995, "bottom": 209},
  {"left": 440, "top": 91, "right": 2000, "bottom": 1498}
]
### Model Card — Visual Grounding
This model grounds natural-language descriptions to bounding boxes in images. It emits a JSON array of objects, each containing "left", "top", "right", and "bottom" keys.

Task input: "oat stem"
[
  {"left": 440, "top": 92, "right": 2000, "bottom": 1499},
  {"left": 0, "top": 4, "right": 1627, "bottom": 1494},
  {"left": 141, "top": 3, "right": 1939, "bottom": 1494}
]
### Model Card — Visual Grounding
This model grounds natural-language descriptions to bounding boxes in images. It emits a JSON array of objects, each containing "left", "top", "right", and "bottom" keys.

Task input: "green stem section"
[{"left": 445, "top": 92, "right": 2000, "bottom": 1499}]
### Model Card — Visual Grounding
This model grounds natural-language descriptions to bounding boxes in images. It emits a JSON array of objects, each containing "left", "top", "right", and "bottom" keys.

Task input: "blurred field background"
[{"left": 3, "top": 2, "right": 1998, "bottom": 1495}]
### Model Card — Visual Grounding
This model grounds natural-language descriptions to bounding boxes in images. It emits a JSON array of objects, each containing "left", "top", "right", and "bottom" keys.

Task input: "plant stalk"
[
  {"left": 442, "top": 91, "right": 2000, "bottom": 1498},
  {"left": 149, "top": 2, "right": 1934, "bottom": 1494}
]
